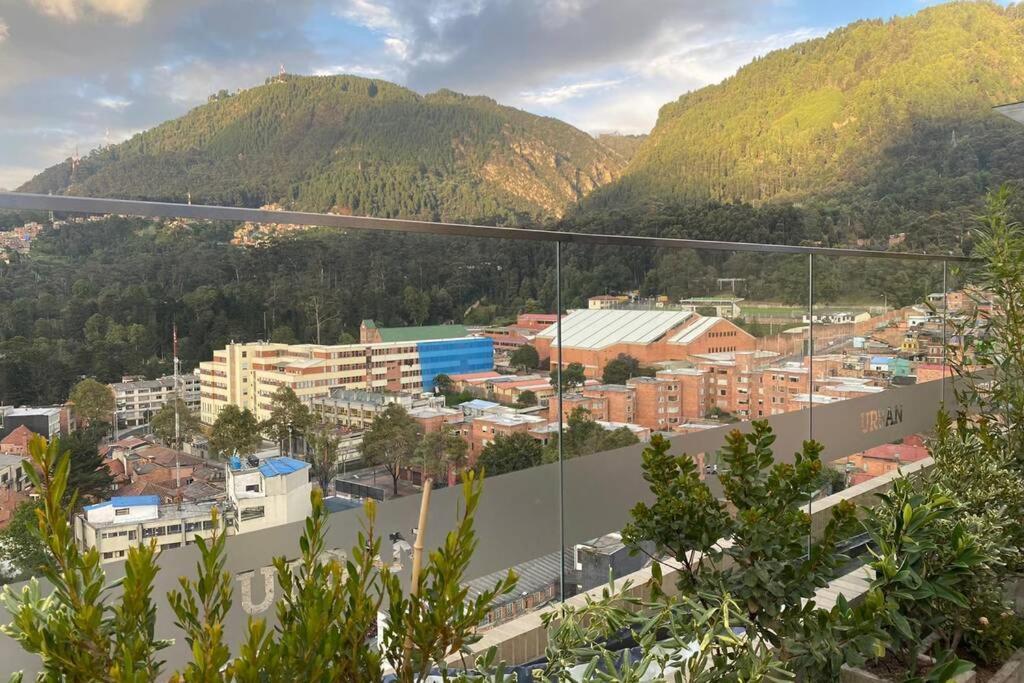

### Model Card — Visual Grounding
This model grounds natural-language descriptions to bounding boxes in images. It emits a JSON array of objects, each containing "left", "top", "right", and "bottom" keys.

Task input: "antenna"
[{"left": 173, "top": 323, "right": 181, "bottom": 489}]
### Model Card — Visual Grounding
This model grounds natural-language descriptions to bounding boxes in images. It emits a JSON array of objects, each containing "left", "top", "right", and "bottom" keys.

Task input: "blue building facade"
[{"left": 417, "top": 337, "right": 493, "bottom": 392}]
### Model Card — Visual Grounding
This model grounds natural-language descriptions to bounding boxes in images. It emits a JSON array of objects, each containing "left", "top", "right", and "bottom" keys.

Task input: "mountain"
[
  {"left": 587, "top": 1, "right": 1024, "bottom": 247},
  {"left": 595, "top": 133, "right": 647, "bottom": 161},
  {"left": 19, "top": 75, "right": 623, "bottom": 222}
]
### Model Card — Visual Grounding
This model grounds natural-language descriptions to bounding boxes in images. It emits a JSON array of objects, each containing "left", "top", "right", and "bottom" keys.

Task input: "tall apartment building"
[
  {"left": 111, "top": 371, "right": 201, "bottom": 428},
  {"left": 199, "top": 336, "right": 492, "bottom": 424}
]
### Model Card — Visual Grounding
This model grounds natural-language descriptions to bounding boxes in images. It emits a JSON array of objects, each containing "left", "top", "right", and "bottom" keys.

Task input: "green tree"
[
  {"left": 261, "top": 386, "right": 313, "bottom": 456},
  {"left": 307, "top": 426, "right": 340, "bottom": 493},
  {"left": 150, "top": 399, "right": 203, "bottom": 450},
  {"left": 601, "top": 353, "right": 649, "bottom": 384},
  {"left": 269, "top": 325, "right": 298, "bottom": 344},
  {"left": 515, "top": 389, "right": 537, "bottom": 408},
  {"left": 69, "top": 378, "right": 115, "bottom": 428},
  {"left": 476, "top": 431, "right": 543, "bottom": 476},
  {"left": 509, "top": 344, "right": 539, "bottom": 371},
  {"left": 1, "top": 435, "right": 169, "bottom": 680},
  {"left": 413, "top": 425, "right": 468, "bottom": 483},
  {"left": 359, "top": 403, "right": 420, "bottom": 496},
  {"left": 208, "top": 405, "right": 262, "bottom": 458},
  {"left": 542, "top": 407, "right": 639, "bottom": 461},
  {"left": 621, "top": 422, "right": 868, "bottom": 679},
  {"left": 403, "top": 286, "right": 430, "bottom": 326},
  {"left": 60, "top": 428, "right": 116, "bottom": 506},
  {"left": 432, "top": 373, "right": 454, "bottom": 396},
  {"left": 550, "top": 361, "right": 586, "bottom": 393},
  {"left": 0, "top": 501, "right": 49, "bottom": 583}
]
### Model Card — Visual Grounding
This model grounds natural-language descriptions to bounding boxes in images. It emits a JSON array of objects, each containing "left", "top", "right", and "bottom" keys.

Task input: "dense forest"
[
  {"left": 8, "top": 1, "right": 1024, "bottom": 405},
  {"left": 19, "top": 76, "right": 622, "bottom": 222},
  {"left": 589, "top": 1, "right": 1024, "bottom": 251},
  {"left": 0, "top": 209, "right": 951, "bottom": 406}
]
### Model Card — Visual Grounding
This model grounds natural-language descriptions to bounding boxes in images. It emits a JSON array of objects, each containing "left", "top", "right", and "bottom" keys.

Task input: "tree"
[
  {"left": 60, "top": 428, "right": 116, "bottom": 505},
  {"left": 261, "top": 386, "right": 313, "bottom": 456},
  {"left": 208, "top": 405, "right": 262, "bottom": 458},
  {"left": 413, "top": 425, "right": 468, "bottom": 483},
  {"left": 621, "top": 422, "right": 870, "bottom": 679},
  {"left": 68, "top": 378, "right": 114, "bottom": 428},
  {"left": 432, "top": 373, "right": 454, "bottom": 396},
  {"left": 509, "top": 344, "right": 539, "bottom": 371},
  {"left": 549, "top": 362, "right": 586, "bottom": 393},
  {"left": 403, "top": 286, "right": 430, "bottom": 326},
  {"left": 601, "top": 353, "right": 648, "bottom": 384},
  {"left": 542, "top": 407, "right": 639, "bottom": 461},
  {"left": 0, "top": 435, "right": 168, "bottom": 679},
  {"left": 307, "top": 426, "right": 340, "bottom": 493},
  {"left": 515, "top": 389, "right": 537, "bottom": 408},
  {"left": 476, "top": 432, "right": 543, "bottom": 477},
  {"left": 150, "top": 399, "right": 203, "bottom": 449},
  {"left": 269, "top": 325, "right": 298, "bottom": 344},
  {"left": 0, "top": 501, "right": 49, "bottom": 583},
  {"left": 359, "top": 403, "right": 420, "bottom": 496}
]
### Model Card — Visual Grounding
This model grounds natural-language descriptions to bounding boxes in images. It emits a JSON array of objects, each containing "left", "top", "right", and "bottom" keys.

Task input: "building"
[
  {"left": 312, "top": 388, "right": 445, "bottom": 431},
  {"left": 111, "top": 371, "right": 201, "bottom": 428},
  {"left": 0, "top": 425, "right": 35, "bottom": 456},
  {"left": 74, "top": 496, "right": 226, "bottom": 563},
  {"left": 74, "top": 454, "right": 312, "bottom": 564},
  {"left": 533, "top": 309, "right": 755, "bottom": 380},
  {"left": 199, "top": 336, "right": 493, "bottom": 423},
  {"left": 1, "top": 407, "right": 65, "bottom": 440},
  {"left": 226, "top": 455, "right": 312, "bottom": 534},
  {"left": 678, "top": 297, "right": 744, "bottom": 318},
  {"left": 0, "top": 453, "right": 28, "bottom": 494},
  {"left": 359, "top": 319, "right": 469, "bottom": 344},
  {"left": 588, "top": 295, "right": 630, "bottom": 310},
  {"left": 467, "top": 413, "right": 547, "bottom": 461}
]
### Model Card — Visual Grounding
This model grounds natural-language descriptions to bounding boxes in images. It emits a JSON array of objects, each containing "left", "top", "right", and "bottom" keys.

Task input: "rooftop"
[
  {"left": 670, "top": 316, "right": 724, "bottom": 345},
  {"left": 84, "top": 495, "right": 160, "bottom": 511},
  {"left": 378, "top": 323, "right": 469, "bottom": 343},
  {"left": 536, "top": 309, "right": 694, "bottom": 350},
  {"left": 4, "top": 406, "right": 61, "bottom": 417}
]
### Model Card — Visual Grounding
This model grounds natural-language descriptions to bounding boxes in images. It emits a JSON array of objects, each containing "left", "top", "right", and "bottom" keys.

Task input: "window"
[
  {"left": 115, "top": 507, "right": 130, "bottom": 516},
  {"left": 240, "top": 506, "right": 265, "bottom": 522},
  {"left": 103, "top": 551, "right": 113, "bottom": 559},
  {"left": 128, "top": 530, "right": 136, "bottom": 540},
  {"left": 245, "top": 483, "right": 260, "bottom": 493},
  {"left": 166, "top": 524, "right": 181, "bottom": 534}
]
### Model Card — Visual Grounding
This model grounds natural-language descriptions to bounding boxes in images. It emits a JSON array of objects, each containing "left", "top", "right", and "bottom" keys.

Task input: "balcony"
[{"left": 0, "top": 191, "right": 1017, "bottom": 681}]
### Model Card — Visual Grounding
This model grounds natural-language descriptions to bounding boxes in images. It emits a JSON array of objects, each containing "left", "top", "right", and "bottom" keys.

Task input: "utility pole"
[{"left": 173, "top": 324, "right": 181, "bottom": 489}]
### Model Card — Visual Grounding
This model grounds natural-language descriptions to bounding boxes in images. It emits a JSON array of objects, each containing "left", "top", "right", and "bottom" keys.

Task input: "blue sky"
[{"left": 0, "top": 0, "right": 984, "bottom": 189}]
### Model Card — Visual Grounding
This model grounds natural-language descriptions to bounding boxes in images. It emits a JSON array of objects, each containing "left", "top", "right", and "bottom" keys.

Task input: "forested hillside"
[
  {"left": 587, "top": 1, "right": 1024, "bottom": 249},
  {"left": 19, "top": 75, "right": 622, "bottom": 222}
]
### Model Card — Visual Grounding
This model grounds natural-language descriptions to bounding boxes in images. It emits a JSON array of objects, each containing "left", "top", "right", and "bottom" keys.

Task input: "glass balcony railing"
[{"left": 0, "top": 191, "right": 992, "bottom": 678}]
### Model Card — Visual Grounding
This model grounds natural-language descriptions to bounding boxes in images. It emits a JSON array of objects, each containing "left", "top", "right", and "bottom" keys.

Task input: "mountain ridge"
[{"left": 19, "top": 74, "right": 623, "bottom": 223}]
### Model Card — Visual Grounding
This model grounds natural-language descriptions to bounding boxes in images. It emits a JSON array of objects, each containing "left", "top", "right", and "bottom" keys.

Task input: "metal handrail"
[{"left": 0, "top": 191, "right": 978, "bottom": 262}]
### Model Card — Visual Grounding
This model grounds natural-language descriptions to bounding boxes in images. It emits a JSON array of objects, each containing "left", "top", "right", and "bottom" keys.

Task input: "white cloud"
[
  {"left": 29, "top": 0, "right": 151, "bottom": 23},
  {"left": 0, "top": 18, "right": 8, "bottom": 42},
  {"left": 519, "top": 79, "right": 621, "bottom": 106},
  {"left": 312, "top": 63, "right": 399, "bottom": 79},
  {"left": 95, "top": 95, "right": 132, "bottom": 110},
  {"left": 384, "top": 36, "right": 409, "bottom": 61},
  {"left": 335, "top": 0, "right": 399, "bottom": 30}
]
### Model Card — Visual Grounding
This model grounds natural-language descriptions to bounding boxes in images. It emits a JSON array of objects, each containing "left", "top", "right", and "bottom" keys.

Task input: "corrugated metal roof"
[
  {"left": 671, "top": 316, "right": 722, "bottom": 344},
  {"left": 537, "top": 309, "right": 693, "bottom": 350},
  {"left": 258, "top": 456, "right": 309, "bottom": 478}
]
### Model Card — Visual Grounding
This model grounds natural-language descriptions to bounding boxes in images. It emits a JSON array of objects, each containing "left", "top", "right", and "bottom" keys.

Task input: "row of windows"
[
  {"left": 708, "top": 346, "right": 737, "bottom": 353},
  {"left": 707, "top": 330, "right": 737, "bottom": 338}
]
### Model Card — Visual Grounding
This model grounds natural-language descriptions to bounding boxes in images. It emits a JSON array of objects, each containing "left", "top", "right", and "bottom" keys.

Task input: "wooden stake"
[{"left": 402, "top": 477, "right": 433, "bottom": 675}]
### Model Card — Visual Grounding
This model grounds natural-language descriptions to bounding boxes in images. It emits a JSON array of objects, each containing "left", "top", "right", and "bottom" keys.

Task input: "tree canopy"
[
  {"left": 359, "top": 403, "right": 421, "bottom": 496},
  {"left": 208, "top": 405, "right": 262, "bottom": 458}
]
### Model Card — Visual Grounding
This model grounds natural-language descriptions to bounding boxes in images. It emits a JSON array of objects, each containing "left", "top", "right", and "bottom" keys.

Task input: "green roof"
[{"left": 378, "top": 324, "right": 469, "bottom": 343}]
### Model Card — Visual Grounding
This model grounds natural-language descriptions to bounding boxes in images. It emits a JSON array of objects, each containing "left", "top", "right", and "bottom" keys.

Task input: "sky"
[{"left": 0, "top": 0, "right": 970, "bottom": 189}]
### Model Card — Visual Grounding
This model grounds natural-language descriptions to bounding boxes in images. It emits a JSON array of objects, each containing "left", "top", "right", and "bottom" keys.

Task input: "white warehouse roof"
[{"left": 537, "top": 309, "right": 694, "bottom": 350}]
